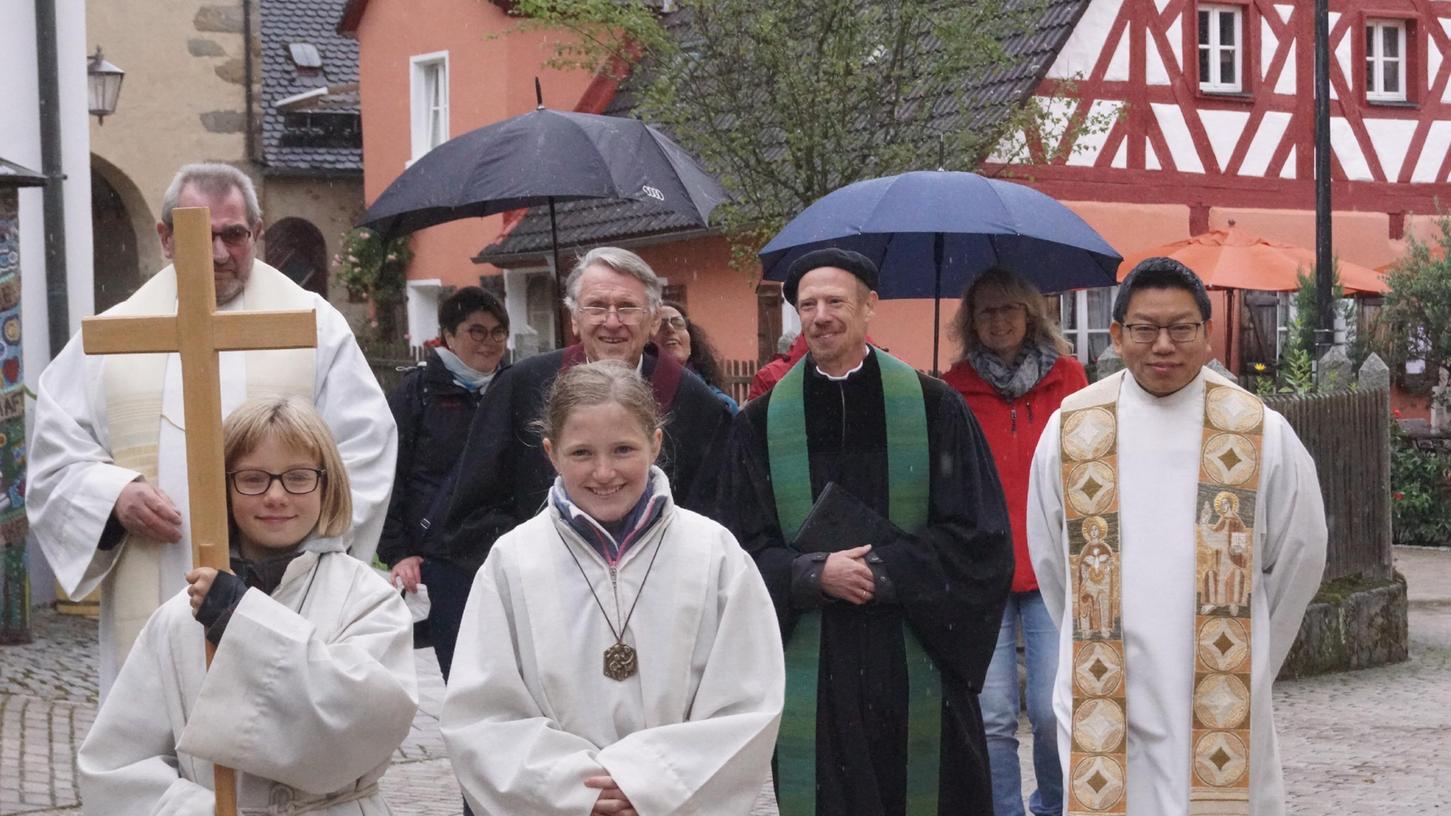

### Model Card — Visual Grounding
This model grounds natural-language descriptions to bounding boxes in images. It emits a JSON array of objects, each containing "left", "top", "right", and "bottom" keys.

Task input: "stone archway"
[
  {"left": 90, "top": 166, "right": 140, "bottom": 312},
  {"left": 89, "top": 154, "right": 161, "bottom": 313},
  {"left": 264, "top": 217, "right": 329, "bottom": 299}
]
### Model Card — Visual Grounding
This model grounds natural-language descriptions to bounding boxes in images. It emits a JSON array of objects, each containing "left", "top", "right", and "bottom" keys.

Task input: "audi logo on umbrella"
[{"left": 642, "top": 185, "right": 665, "bottom": 201}]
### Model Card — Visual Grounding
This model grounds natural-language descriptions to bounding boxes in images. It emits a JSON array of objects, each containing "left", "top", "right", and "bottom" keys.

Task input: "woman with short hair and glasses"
[
  {"left": 652, "top": 300, "right": 739, "bottom": 413},
  {"left": 78, "top": 396, "right": 417, "bottom": 814},
  {"left": 381, "top": 285, "right": 510, "bottom": 680},
  {"left": 942, "top": 266, "right": 1087, "bottom": 816}
]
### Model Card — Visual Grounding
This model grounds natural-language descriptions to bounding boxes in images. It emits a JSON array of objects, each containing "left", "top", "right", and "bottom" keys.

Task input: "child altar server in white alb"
[
  {"left": 78, "top": 397, "right": 418, "bottom": 815},
  {"left": 442, "top": 361, "right": 784, "bottom": 816}
]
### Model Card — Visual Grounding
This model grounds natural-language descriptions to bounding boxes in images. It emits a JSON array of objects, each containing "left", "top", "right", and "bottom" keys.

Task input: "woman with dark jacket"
[
  {"left": 942, "top": 266, "right": 1087, "bottom": 816},
  {"left": 382, "top": 286, "right": 509, "bottom": 680}
]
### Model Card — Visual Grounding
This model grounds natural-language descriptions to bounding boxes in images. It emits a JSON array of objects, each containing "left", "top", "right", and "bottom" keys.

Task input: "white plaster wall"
[
  {"left": 1047, "top": 0, "right": 1119, "bottom": 79},
  {"left": 1, "top": 0, "right": 94, "bottom": 369},
  {"left": 1, "top": 0, "right": 93, "bottom": 605}
]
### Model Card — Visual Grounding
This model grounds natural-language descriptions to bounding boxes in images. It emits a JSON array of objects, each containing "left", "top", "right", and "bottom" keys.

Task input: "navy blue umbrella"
[{"left": 758, "top": 170, "right": 1122, "bottom": 372}]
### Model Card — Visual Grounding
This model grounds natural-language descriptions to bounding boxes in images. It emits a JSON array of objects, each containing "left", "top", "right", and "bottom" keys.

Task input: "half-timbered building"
[{"left": 344, "top": 0, "right": 1451, "bottom": 378}]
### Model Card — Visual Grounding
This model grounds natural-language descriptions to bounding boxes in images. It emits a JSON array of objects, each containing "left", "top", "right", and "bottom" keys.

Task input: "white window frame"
[
  {"left": 1365, "top": 20, "right": 1408, "bottom": 103},
  {"left": 1198, "top": 4, "right": 1244, "bottom": 93},
  {"left": 1059, "top": 286, "right": 1118, "bottom": 366},
  {"left": 409, "top": 51, "right": 450, "bottom": 164},
  {"left": 405, "top": 279, "right": 444, "bottom": 354}
]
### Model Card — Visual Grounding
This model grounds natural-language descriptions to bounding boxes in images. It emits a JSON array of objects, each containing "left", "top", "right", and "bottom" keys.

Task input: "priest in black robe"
[
  {"left": 719, "top": 248, "right": 1013, "bottom": 816},
  {"left": 435, "top": 247, "right": 731, "bottom": 659}
]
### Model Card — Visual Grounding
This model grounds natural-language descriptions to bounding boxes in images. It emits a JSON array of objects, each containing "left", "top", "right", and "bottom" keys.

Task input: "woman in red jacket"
[{"left": 943, "top": 266, "right": 1087, "bottom": 816}]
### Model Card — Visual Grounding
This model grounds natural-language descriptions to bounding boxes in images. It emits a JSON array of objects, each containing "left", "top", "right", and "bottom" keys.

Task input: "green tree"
[
  {"left": 505, "top": 0, "right": 1110, "bottom": 258},
  {"left": 1378, "top": 215, "right": 1451, "bottom": 408},
  {"left": 336, "top": 227, "right": 413, "bottom": 342}
]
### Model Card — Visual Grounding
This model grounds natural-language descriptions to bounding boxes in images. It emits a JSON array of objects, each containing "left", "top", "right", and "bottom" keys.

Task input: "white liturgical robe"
[
  {"left": 1026, "top": 369, "right": 1327, "bottom": 816},
  {"left": 27, "top": 262, "right": 397, "bottom": 692},
  {"left": 76, "top": 537, "right": 418, "bottom": 816},
  {"left": 441, "top": 470, "right": 785, "bottom": 816}
]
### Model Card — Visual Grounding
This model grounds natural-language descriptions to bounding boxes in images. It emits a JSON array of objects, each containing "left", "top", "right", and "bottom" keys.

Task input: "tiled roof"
[
  {"left": 480, "top": 0, "right": 1090, "bottom": 265},
  {"left": 260, "top": 0, "right": 362, "bottom": 173}
]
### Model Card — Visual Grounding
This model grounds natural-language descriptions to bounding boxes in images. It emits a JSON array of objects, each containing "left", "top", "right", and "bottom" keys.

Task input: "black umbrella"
[{"left": 358, "top": 85, "right": 728, "bottom": 285}]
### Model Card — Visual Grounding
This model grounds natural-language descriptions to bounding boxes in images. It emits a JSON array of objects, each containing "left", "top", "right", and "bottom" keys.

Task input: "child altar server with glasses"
[{"left": 78, "top": 397, "right": 417, "bottom": 816}]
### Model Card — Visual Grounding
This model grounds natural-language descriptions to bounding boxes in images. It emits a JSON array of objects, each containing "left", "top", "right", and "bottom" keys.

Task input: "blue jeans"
[{"left": 981, "top": 590, "right": 1062, "bottom": 816}]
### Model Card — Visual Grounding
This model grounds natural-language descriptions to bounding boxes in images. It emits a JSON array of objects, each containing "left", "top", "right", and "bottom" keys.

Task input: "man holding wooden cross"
[{"left": 27, "top": 163, "right": 397, "bottom": 695}]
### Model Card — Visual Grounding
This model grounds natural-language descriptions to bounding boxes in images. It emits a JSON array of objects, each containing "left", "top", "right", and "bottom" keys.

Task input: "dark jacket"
[
  {"left": 378, "top": 347, "right": 507, "bottom": 567},
  {"left": 437, "top": 346, "right": 733, "bottom": 573},
  {"left": 942, "top": 354, "right": 1087, "bottom": 593}
]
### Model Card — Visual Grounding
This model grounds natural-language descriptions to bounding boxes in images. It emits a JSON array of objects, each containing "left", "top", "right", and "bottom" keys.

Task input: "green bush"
[{"left": 1391, "top": 423, "right": 1451, "bottom": 547}]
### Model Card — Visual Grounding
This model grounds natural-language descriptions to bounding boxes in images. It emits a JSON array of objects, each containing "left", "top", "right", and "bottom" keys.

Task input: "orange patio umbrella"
[{"left": 1116, "top": 226, "right": 1389, "bottom": 294}]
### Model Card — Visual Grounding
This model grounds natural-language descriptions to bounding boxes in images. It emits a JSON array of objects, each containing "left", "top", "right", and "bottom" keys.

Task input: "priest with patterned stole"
[
  {"left": 719, "top": 247, "right": 1014, "bottom": 815},
  {"left": 1026, "top": 258, "right": 1327, "bottom": 816},
  {"left": 27, "top": 163, "right": 397, "bottom": 696}
]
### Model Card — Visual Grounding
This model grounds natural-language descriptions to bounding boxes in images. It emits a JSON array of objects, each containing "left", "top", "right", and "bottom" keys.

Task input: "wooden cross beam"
[{"left": 81, "top": 207, "right": 317, "bottom": 815}]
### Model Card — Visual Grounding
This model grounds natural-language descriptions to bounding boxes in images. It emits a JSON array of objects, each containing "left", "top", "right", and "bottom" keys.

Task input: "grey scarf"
[
  {"left": 435, "top": 346, "right": 497, "bottom": 393},
  {"left": 968, "top": 341, "right": 1058, "bottom": 401}
]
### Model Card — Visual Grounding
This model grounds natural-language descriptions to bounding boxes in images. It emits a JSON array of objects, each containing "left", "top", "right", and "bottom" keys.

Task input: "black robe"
[
  {"left": 437, "top": 346, "right": 732, "bottom": 573},
  {"left": 719, "top": 350, "right": 1013, "bottom": 816}
]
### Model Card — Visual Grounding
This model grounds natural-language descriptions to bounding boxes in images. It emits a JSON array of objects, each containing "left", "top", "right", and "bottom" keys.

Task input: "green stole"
[{"left": 766, "top": 350, "right": 942, "bottom": 815}]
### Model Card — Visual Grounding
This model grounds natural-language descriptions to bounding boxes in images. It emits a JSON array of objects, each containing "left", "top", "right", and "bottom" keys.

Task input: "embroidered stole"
[
  {"left": 766, "top": 351, "right": 941, "bottom": 815},
  {"left": 1058, "top": 369, "right": 1263, "bottom": 816},
  {"left": 101, "top": 261, "right": 316, "bottom": 665}
]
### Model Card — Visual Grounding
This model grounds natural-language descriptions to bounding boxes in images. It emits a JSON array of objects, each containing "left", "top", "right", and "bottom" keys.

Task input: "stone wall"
[
  {"left": 260, "top": 175, "right": 366, "bottom": 328},
  {"left": 1277, "top": 574, "right": 1409, "bottom": 680}
]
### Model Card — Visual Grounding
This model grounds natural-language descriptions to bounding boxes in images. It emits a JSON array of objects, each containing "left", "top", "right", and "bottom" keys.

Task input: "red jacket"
[
  {"left": 747, "top": 334, "right": 810, "bottom": 401},
  {"left": 943, "top": 354, "right": 1088, "bottom": 593}
]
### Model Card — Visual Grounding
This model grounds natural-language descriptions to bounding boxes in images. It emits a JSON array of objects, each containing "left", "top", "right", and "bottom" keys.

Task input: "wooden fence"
[
  {"left": 721, "top": 358, "right": 758, "bottom": 405},
  {"left": 1263, "top": 388, "right": 1393, "bottom": 583}
]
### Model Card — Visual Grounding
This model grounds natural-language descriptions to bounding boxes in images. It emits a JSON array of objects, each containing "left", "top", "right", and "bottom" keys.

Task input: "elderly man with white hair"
[
  {"left": 435, "top": 246, "right": 732, "bottom": 671},
  {"left": 28, "top": 162, "right": 397, "bottom": 696}
]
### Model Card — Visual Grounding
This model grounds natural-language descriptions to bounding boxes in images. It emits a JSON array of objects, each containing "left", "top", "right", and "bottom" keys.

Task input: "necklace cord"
[{"left": 557, "top": 516, "right": 673, "bottom": 643}]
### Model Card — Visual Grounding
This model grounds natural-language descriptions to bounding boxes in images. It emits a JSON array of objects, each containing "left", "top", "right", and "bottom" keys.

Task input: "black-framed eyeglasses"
[
  {"left": 1121, "top": 322, "right": 1205, "bottom": 344},
  {"left": 210, "top": 226, "right": 253, "bottom": 247},
  {"left": 227, "top": 468, "right": 325, "bottom": 496},
  {"left": 463, "top": 324, "right": 508, "bottom": 342},
  {"left": 660, "top": 316, "right": 687, "bottom": 331},
  {"left": 577, "top": 305, "right": 649, "bottom": 324}
]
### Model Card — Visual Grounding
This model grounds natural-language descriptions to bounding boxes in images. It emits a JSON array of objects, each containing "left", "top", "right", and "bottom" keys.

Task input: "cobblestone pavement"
[{"left": 4, "top": 546, "right": 1448, "bottom": 816}]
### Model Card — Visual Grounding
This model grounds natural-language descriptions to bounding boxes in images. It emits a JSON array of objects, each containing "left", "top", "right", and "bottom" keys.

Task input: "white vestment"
[
  {"left": 441, "top": 469, "right": 785, "bottom": 816},
  {"left": 76, "top": 536, "right": 418, "bottom": 815},
  {"left": 1027, "top": 369, "right": 1327, "bottom": 816},
  {"left": 27, "top": 262, "right": 397, "bottom": 693}
]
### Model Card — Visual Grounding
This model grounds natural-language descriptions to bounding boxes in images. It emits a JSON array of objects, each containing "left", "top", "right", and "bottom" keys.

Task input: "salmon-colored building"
[{"left": 342, "top": 0, "right": 1451, "bottom": 381}]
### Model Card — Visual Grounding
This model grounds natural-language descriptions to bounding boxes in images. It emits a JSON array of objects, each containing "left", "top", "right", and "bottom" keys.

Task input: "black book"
[{"left": 791, "top": 481, "right": 904, "bottom": 554}]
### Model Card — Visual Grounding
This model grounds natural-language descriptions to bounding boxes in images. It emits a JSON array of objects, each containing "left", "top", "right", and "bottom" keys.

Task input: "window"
[
  {"left": 1366, "top": 20, "right": 1408, "bottom": 102},
  {"left": 405, "top": 280, "right": 444, "bottom": 352},
  {"left": 288, "top": 43, "right": 322, "bottom": 72},
  {"left": 279, "top": 112, "right": 362, "bottom": 150},
  {"left": 410, "top": 52, "right": 449, "bottom": 163},
  {"left": 1198, "top": 4, "right": 1243, "bottom": 93},
  {"left": 1058, "top": 287, "right": 1117, "bottom": 366}
]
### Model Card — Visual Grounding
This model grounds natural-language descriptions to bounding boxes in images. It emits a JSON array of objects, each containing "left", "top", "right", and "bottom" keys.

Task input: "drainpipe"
[
  {"left": 35, "top": 0, "right": 70, "bottom": 358},
  {"left": 1313, "top": 0, "right": 1333, "bottom": 355},
  {"left": 243, "top": 0, "right": 256, "bottom": 162}
]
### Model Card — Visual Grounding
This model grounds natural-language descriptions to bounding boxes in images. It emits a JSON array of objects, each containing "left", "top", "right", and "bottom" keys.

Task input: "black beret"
[{"left": 783, "top": 247, "right": 879, "bottom": 305}]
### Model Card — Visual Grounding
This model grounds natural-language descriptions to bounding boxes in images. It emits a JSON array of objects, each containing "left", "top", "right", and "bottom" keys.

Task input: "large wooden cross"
[{"left": 81, "top": 207, "right": 317, "bottom": 815}]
